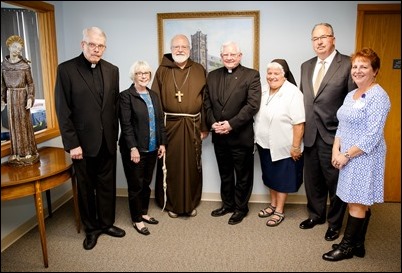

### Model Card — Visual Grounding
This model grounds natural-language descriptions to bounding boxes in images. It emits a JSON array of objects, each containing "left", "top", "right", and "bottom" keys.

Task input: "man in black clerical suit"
[
  {"left": 204, "top": 41, "right": 261, "bottom": 225},
  {"left": 55, "top": 26, "right": 125, "bottom": 250}
]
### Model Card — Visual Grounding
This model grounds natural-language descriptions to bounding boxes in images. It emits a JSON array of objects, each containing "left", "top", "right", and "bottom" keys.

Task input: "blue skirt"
[{"left": 257, "top": 144, "right": 303, "bottom": 193}]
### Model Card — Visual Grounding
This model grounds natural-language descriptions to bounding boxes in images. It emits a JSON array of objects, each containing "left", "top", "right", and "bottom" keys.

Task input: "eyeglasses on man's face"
[
  {"left": 171, "top": 45, "right": 190, "bottom": 50},
  {"left": 135, "top": 72, "right": 150, "bottom": 76},
  {"left": 221, "top": 53, "right": 240, "bottom": 58},
  {"left": 311, "top": 35, "right": 333, "bottom": 42},
  {"left": 84, "top": 41, "right": 106, "bottom": 50}
]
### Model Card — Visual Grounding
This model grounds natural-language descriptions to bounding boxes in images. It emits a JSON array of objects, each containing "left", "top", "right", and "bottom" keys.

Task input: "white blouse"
[{"left": 254, "top": 80, "right": 305, "bottom": 161}]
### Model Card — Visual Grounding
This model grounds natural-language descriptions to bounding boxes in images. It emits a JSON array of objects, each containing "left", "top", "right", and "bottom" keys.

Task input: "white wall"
[
  {"left": 53, "top": 0, "right": 362, "bottom": 196},
  {"left": 2, "top": 1, "right": 397, "bottom": 242}
]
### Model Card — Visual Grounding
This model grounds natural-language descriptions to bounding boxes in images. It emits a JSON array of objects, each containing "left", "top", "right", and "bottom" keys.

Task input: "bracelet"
[
  {"left": 291, "top": 146, "right": 301, "bottom": 150},
  {"left": 343, "top": 152, "right": 351, "bottom": 159},
  {"left": 130, "top": 147, "right": 137, "bottom": 151}
]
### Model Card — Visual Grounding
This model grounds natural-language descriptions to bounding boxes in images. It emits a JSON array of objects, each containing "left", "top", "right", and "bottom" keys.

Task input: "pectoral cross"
[{"left": 175, "top": 90, "right": 184, "bottom": 102}]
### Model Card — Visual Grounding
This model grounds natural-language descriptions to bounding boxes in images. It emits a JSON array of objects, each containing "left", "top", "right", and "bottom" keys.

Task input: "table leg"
[
  {"left": 34, "top": 181, "right": 49, "bottom": 268},
  {"left": 46, "top": 190, "right": 52, "bottom": 218}
]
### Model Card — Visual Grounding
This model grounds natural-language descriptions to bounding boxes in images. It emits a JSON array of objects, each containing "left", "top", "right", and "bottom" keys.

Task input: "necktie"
[{"left": 313, "top": 61, "right": 325, "bottom": 96}]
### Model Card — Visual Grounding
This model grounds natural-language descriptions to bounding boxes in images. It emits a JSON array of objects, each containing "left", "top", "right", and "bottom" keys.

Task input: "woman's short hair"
[
  {"left": 351, "top": 48, "right": 381, "bottom": 75},
  {"left": 129, "top": 61, "right": 152, "bottom": 81}
]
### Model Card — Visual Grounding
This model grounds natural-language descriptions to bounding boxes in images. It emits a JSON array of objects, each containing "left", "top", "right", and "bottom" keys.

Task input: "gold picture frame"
[{"left": 157, "top": 11, "right": 260, "bottom": 72}]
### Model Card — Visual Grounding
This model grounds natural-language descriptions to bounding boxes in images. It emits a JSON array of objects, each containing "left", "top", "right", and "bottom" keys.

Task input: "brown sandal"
[
  {"left": 266, "top": 211, "right": 285, "bottom": 227},
  {"left": 258, "top": 204, "right": 276, "bottom": 218}
]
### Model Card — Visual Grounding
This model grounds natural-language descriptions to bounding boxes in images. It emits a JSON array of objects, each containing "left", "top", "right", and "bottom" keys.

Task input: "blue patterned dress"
[{"left": 335, "top": 84, "right": 390, "bottom": 205}]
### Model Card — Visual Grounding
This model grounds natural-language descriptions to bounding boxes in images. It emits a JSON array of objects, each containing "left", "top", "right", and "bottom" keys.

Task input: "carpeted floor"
[{"left": 1, "top": 198, "right": 401, "bottom": 272}]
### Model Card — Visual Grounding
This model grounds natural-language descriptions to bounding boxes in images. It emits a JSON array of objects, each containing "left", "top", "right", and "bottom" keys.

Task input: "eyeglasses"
[
  {"left": 135, "top": 72, "right": 150, "bottom": 76},
  {"left": 221, "top": 53, "right": 240, "bottom": 58},
  {"left": 171, "top": 45, "right": 189, "bottom": 50},
  {"left": 311, "top": 35, "right": 333, "bottom": 42},
  {"left": 84, "top": 41, "right": 106, "bottom": 50}
]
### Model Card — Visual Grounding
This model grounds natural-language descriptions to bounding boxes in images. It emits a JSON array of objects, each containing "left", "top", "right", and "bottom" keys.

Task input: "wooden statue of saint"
[{"left": 1, "top": 35, "right": 39, "bottom": 166}]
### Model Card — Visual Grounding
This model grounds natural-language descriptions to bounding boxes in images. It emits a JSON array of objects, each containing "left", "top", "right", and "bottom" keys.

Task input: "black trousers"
[
  {"left": 73, "top": 141, "right": 117, "bottom": 234},
  {"left": 303, "top": 134, "right": 347, "bottom": 230},
  {"left": 121, "top": 150, "right": 157, "bottom": 223},
  {"left": 214, "top": 144, "right": 254, "bottom": 214}
]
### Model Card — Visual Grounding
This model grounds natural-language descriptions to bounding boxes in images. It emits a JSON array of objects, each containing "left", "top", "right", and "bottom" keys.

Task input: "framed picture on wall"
[{"left": 157, "top": 11, "right": 260, "bottom": 73}]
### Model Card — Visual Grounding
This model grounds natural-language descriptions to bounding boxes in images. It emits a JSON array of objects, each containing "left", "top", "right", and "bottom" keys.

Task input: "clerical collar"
[
  {"left": 225, "top": 66, "right": 239, "bottom": 74},
  {"left": 81, "top": 53, "right": 99, "bottom": 69}
]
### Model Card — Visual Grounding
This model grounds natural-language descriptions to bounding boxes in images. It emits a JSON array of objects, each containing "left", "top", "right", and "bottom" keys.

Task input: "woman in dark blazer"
[{"left": 119, "top": 61, "right": 167, "bottom": 236}]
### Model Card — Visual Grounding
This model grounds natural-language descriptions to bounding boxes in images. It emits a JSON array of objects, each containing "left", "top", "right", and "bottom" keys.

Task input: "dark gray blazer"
[
  {"left": 300, "top": 50, "right": 356, "bottom": 147},
  {"left": 55, "top": 53, "right": 120, "bottom": 156}
]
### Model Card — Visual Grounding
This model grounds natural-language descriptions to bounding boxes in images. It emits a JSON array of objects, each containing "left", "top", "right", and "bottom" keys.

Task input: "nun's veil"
[{"left": 271, "top": 58, "right": 297, "bottom": 87}]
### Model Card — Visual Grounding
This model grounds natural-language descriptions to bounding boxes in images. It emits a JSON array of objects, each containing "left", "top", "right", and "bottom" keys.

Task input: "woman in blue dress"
[{"left": 322, "top": 48, "right": 391, "bottom": 261}]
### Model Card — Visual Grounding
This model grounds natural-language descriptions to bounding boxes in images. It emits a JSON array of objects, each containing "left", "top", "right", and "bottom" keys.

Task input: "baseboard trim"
[
  {"left": 198, "top": 192, "right": 307, "bottom": 204},
  {"left": 2, "top": 188, "right": 307, "bottom": 252},
  {"left": 117, "top": 188, "right": 308, "bottom": 204}
]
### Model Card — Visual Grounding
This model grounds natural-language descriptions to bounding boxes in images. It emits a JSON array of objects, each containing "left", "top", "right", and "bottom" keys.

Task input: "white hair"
[{"left": 129, "top": 60, "right": 152, "bottom": 81}]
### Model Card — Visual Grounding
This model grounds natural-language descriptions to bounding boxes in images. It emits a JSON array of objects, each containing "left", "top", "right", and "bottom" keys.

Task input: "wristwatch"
[{"left": 344, "top": 152, "right": 351, "bottom": 159}]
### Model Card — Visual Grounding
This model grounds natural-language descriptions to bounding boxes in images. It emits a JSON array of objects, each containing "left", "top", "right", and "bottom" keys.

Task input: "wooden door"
[{"left": 356, "top": 4, "right": 401, "bottom": 202}]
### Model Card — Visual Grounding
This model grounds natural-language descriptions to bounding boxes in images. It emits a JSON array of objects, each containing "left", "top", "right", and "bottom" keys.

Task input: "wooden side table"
[{"left": 1, "top": 146, "right": 80, "bottom": 268}]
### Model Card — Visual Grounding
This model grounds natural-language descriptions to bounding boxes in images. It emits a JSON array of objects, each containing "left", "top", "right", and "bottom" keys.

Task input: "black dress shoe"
[
  {"left": 133, "top": 223, "right": 150, "bottom": 236},
  {"left": 299, "top": 218, "right": 325, "bottom": 229},
  {"left": 83, "top": 233, "right": 100, "bottom": 250},
  {"left": 228, "top": 212, "right": 246, "bottom": 225},
  {"left": 211, "top": 207, "right": 234, "bottom": 217},
  {"left": 325, "top": 227, "right": 340, "bottom": 241},
  {"left": 142, "top": 217, "right": 159, "bottom": 225},
  {"left": 103, "top": 226, "right": 126, "bottom": 237}
]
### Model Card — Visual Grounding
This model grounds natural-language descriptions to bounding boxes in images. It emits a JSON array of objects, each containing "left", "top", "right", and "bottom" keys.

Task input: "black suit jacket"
[
  {"left": 300, "top": 51, "right": 356, "bottom": 147},
  {"left": 118, "top": 84, "right": 167, "bottom": 152},
  {"left": 55, "top": 53, "right": 120, "bottom": 156},
  {"left": 204, "top": 65, "right": 261, "bottom": 147}
]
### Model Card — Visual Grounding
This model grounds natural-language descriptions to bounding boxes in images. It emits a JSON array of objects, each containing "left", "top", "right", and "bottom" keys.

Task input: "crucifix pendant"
[{"left": 175, "top": 90, "right": 184, "bottom": 102}]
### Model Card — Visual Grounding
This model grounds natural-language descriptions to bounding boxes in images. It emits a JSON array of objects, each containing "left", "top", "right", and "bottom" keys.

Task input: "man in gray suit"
[
  {"left": 299, "top": 23, "right": 356, "bottom": 241},
  {"left": 204, "top": 41, "right": 261, "bottom": 225},
  {"left": 55, "top": 27, "right": 125, "bottom": 250}
]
